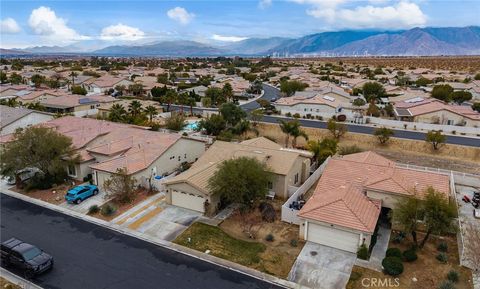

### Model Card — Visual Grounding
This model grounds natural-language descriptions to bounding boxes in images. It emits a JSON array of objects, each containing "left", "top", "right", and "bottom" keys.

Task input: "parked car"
[
  {"left": 65, "top": 184, "right": 99, "bottom": 204},
  {"left": 1, "top": 238, "right": 53, "bottom": 278}
]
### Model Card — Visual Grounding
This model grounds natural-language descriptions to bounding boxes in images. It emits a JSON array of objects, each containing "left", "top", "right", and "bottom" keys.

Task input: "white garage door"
[
  {"left": 307, "top": 222, "right": 359, "bottom": 253},
  {"left": 171, "top": 191, "right": 205, "bottom": 213}
]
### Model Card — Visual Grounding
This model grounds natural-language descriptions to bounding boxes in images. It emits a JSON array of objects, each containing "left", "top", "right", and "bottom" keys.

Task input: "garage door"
[
  {"left": 171, "top": 191, "right": 205, "bottom": 213},
  {"left": 306, "top": 222, "right": 359, "bottom": 253}
]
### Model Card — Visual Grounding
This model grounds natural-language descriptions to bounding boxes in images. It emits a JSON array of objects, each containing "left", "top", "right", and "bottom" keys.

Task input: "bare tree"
[
  {"left": 103, "top": 168, "right": 137, "bottom": 204},
  {"left": 232, "top": 209, "right": 262, "bottom": 239}
]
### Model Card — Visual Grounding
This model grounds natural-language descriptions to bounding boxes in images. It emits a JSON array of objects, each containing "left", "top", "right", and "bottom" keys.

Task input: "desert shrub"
[
  {"left": 438, "top": 280, "right": 456, "bottom": 289},
  {"left": 386, "top": 248, "right": 402, "bottom": 258},
  {"left": 447, "top": 270, "right": 459, "bottom": 283},
  {"left": 392, "top": 231, "right": 406, "bottom": 244},
  {"left": 357, "top": 244, "right": 368, "bottom": 260},
  {"left": 403, "top": 248, "right": 418, "bottom": 262},
  {"left": 265, "top": 234, "right": 274, "bottom": 242},
  {"left": 338, "top": 145, "right": 362, "bottom": 155},
  {"left": 382, "top": 257, "right": 404, "bottom": 276},
  {"left": 290, "top": 239, "right": 298, "bottom": 247},
  {"left": 436, "top": 252, "right": 448, "bottom": 263},
  {"left": 437, "top": 241, "right": 448, "bottom": 252},
  {"left": 101, "top": 203, "right": 117, "bottom": 216},
  {"left": 88, "top": 205, "right": 100, "bottom": 215},
  {"left": 285, "top": 112, "right": 292, "bottom": 117},
  {"left": 293, "top": 113, "right": 300, "bottom": 118},
  {"left": 259, "top": 202, "right": 276, "bottom": 223}
]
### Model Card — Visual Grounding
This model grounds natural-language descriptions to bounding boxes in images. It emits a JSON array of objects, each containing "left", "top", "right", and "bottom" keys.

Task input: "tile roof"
[
  {"left": 298, "top": 151, "right": 450, "bottom": 232},
  {"left": 0, "top": 105, "right": 35, "bottom": 128},
  {"left": 40, "top": 94, "right": 117, "bottom": 109},
  {"left": 164, "top": 138, "right": 312, "bottom": 195},
  {"left": 394, "top": 98, "right": 480, "bottom": 120}
]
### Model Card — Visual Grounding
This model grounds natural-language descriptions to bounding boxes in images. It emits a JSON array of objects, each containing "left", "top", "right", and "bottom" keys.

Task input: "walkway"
[{"left": 355, "top": 226, "right": 391, "bottom": 272}]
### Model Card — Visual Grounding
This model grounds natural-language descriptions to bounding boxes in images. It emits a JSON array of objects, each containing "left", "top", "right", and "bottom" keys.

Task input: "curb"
[
  {"left": 0, "top": 267, "right": 43, "bottom": 289},
  {"left": 1, "top": 189, "right": 306, "bottom": 289}
]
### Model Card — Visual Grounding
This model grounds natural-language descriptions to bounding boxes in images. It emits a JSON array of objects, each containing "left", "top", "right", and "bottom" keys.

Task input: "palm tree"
[
  {"left": 144, "top": 105, "right": 158, "bottom": 122},
  {"left": 164, "top": 90, "right": 177, "bottom": 112},
  {"left": 290, "top": 122, "right": 309, "bottom": 148},
  {"left": 128, "top": 100, "right": 143, "bottom": 118},
  {"left": 306, "top": 138, "right": 337, "bottom": 166},
  {"left": 279, "top": 119, "right": 293, "bottom": 147},
  {"left": 177, "top": 93, "right": 188, "bottom": 114},
  {"left": 109, "top": 104, "right": 127, "bottom": 122},
  {"left": 69, "top": 71, "right": 77, "bottom": 87},
  {"left": 186, "top": 96, "right": 196, "bottom": 116}
]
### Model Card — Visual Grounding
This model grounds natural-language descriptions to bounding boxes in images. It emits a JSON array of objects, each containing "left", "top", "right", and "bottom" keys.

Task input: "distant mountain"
[
  {"left": 4, "top": 26, "right": 479, "bottom": 57},
  {"left": 330, "top": 27, "right": 480, "bottom": 56},
  {"left": 93, "top": 41, "right": 225, "bottom": 56},
  {"left": 267, "top": 30, "right": 388, "bottom": 55},
  {"left": 224, "top": 37, "right": 291, "bottom": 55}
]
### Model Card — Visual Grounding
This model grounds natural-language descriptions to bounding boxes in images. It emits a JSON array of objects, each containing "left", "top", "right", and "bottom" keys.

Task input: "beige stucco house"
[
  {"left": 163, "top": 137, "right": 312, "bottom": 214},
  {"left": 298, "top": 151, "right": 451, "bottom": 253}
]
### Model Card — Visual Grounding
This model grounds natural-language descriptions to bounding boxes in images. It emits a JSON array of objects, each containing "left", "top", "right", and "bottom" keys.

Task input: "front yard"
[
  {"left": 174, "top": 199, "right": 304, "bottom": 278},
  {"left": 347, "top": 233, "right": 473, "bottom": 289},
  {"left": 11, "top": 181, "right": 82, "bottom": 205},
  {"left": 88, "top": 189, "right": 154, "bottom": 221}
]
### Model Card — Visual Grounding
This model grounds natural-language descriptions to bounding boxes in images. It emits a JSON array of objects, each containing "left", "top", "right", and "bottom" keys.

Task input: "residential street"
[{"left": 0, "top": 194, "right": 284, "bottom": 289}]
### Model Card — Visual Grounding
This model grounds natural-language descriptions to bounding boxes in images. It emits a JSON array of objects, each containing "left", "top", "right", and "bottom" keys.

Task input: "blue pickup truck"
[{"left": 65, "top": 185, "right": 99, "bottom": 204}]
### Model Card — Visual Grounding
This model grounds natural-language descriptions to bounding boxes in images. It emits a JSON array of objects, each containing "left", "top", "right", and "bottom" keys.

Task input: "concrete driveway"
[
  {"left": 113, "top": 193, "right": 201, "bottom": 241},
  {"left": 59, "top": 189, "right": 109, "bottom": 214},
  {"left": 288, "top": 242, "right": 356, "bottom": 289}
]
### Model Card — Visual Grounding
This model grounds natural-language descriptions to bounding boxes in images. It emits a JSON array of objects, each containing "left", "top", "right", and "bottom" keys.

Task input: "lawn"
[
  {"left": 174, "top": 199, "right": 304, "bottom": 279},
  {"left": 347, "top": 232, "right": 474, "bottom": 289},
  {"left": 174, "top": 222, "right": 266, "bottom": 266}
]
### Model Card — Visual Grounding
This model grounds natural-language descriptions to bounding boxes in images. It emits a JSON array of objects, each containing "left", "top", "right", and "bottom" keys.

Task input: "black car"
[{"left": 1, "top": 238, "right": 53, "bottom": 277}]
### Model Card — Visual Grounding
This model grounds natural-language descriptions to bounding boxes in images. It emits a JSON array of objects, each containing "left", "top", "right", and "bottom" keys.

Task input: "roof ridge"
[{"left": 341, "top": 186, "right": 373, "bottom": 231}]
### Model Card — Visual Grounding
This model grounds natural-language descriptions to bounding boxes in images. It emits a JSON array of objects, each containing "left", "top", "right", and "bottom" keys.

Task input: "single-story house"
[
  {"left": 40, "top": 94, "right": 117, "bottom": 117},
  {"left": 27, "top": 116, "right": 206, "bottom": 189},
  {"left": 298, "top": 151, "right": 450, "bottom": 253},
  {"left": 393, "top": 98, "right": 480, "bottom": 127},
  {"left": 0, "top": 105, "right": 53, "bottom": 135},
  {"left": 163, "top": 137, "right": 312, "bottom": 214}
]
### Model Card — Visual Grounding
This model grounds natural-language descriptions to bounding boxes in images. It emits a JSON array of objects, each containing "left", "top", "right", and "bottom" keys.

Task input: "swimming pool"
[{"left": 184, "top": 121, "right": 199, "bottom": 131}]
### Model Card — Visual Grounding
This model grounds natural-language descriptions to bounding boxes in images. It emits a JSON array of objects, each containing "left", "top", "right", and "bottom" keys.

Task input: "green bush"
[
  {"left": 382, "top": 257, "right": 404, "bottom": 276},
  {"left": 447, "top": 270, "right": 459, "bottom": 283},
  {"left": 437, "top": 242, "right": 448, "bottom": 252},
  {"left": 386, "top": 248, "right": 402, "bottom": 258},
  {"left": 392, "top": 231, "right": 406, "bottom": 244},
  {"left": 403, "top": 248, "right": 418, "bottom": 262},
  {"left": 265, "top": 234, "right": 274, "bottom": 242},
  {"left": 438, "top": 280, "right": 456, "bottom": 289},
  {"left": 290, "top": 239, "right": 298, "bottom": 247},
  {"left": 101, "top": 203, "right": 117, "bottom": 216},
  {"left": 88, "top": 205, "right": 100, "bottom": 215},
  {"left": 357, "top": 244, "right": 368, "bottom": 260},
  {"left": 436, "top": 252, "right": 448, "bottom": 263}
]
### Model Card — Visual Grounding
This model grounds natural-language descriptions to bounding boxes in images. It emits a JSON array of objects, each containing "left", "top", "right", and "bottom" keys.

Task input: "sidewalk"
[
  {"left": 1, "top": 267, "right": 43, "bottom": 289},
  {"left": 1, "top": 189, "right": 300, "bottom": 288}
]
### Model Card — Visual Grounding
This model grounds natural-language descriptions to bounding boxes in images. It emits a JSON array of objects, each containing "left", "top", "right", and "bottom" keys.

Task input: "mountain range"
[{"left": 5, "top": 26, "right": 480, "bottom": 57}]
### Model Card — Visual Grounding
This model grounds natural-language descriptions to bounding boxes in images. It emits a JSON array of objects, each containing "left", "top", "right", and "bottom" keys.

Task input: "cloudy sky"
[{"left": 1, "top": 0, "right": 479, "bottom": 49}]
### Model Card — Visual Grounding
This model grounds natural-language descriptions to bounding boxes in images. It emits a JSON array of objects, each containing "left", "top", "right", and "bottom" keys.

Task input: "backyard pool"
[{"left": 184, "top": 121, "right": 199, "bottom": 131}]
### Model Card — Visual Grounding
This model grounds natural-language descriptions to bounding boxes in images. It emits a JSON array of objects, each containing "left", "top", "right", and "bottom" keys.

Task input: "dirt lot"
[
  {"left": 256, "top": 123, "right": 480, "bottom": 174},
  {"left": 89, "top": 189, "right": 154, "bottom": 222},
  {"left": 347, "top": 233, "right": 474, "bottom": 289},
  {"left": 11, "top": 180, "right": 82, "bottom": 205},
  {"left": 0, "top": 277, "right": 21, "bottom": 289},
  {"left": 219, "top": 199, "right": 304, "bottom": 278}
]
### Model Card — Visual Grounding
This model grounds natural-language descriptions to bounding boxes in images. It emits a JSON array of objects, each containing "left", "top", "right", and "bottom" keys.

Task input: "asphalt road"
[
  {"left": 0, "top": 194, "right": 284, "bottom": 289},
  {"left": 166, "top": 84, "right": 479, "bottom": 147}
]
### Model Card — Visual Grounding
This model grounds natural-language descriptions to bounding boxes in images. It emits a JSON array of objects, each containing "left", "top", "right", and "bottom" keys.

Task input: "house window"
[
  {"left": 178, "top": 156, "right": 181, "bottom": 161},
  {"left": 447, "top": 119, "right": 454, "bottom": 125},
  {"left": 68, "top": 165, "right": 76, "bottom": 177},
  {"left": 90, "top": 105, "right": 95, "bottom": 109},
  {"left": 294, "top": 173, "right": 299, "bottom": 184},
  {"left": 268, "top": 181, "right": 273, "bottom": 190}
]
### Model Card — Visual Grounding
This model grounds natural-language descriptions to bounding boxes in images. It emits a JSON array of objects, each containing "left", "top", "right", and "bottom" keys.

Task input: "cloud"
[
  {"left": 296, "top": 0, "right": 427, "bottom": 29},
  {"left": 100, "top": 23, "right": 145, "bottom": 41},
  {"left": 167, "top": 7, "right": 195, "bottom": 25},
  {"left": 28, "top": 6, "right": 89, "bottom": 43},
  {"left": 258, "top": 0, "right": 272, "bottom": 9},
  {"left": 1, "top": 18, "right": 21, "bottom": 34},
  {"left": 212, "top": 34, "right": 248, "bottom": 42}
]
